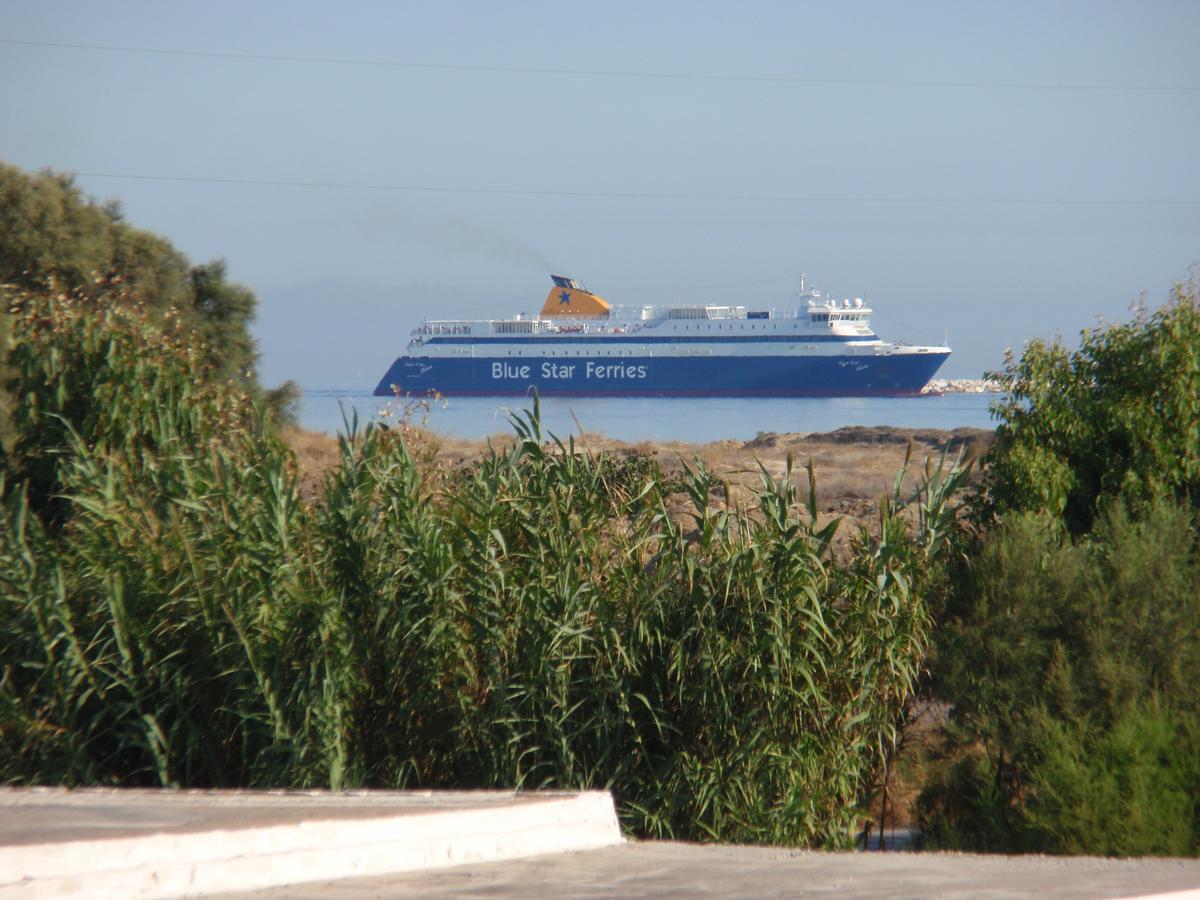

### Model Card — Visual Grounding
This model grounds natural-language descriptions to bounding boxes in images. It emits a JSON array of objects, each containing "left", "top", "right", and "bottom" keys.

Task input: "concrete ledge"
[
  {"left": 0, "top": 788, "right": 622, "bottom": 899},
  {"left": 217, "top": 841, "right": 1200, "bottom": 899}
]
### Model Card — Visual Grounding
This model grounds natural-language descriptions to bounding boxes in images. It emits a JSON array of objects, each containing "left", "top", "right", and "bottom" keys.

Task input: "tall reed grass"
[{"left": 0, "top": 288, "right": 968, "bottom": 845}]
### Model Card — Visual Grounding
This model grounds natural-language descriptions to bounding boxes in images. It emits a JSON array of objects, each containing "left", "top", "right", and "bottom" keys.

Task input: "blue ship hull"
[{"left": 373, "top": 352, "right": 950, "bottom": 398}]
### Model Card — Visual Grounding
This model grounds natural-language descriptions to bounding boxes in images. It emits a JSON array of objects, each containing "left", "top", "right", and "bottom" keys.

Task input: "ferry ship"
[{"left": 373, "top": 275, "right": 950, "bottom": 397}]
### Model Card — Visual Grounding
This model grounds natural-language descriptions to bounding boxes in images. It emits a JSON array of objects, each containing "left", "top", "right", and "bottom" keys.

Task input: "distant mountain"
[{"left": 253, "top": 278, "right": 525, "bottom": 390}]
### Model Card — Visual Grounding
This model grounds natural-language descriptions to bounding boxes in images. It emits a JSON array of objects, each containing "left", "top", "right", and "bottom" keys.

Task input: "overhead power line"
[
  {"left": 72, "top": 171, "right": 1200, "bottom": 205},
  {"left": 4, "top": 38, "right": 1197, "bottom": 93}
]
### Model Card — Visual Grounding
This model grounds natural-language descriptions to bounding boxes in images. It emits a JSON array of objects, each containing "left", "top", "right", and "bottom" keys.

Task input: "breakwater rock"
[{"left": 923, "top": 378, "right": 1003, "bottom": 394}]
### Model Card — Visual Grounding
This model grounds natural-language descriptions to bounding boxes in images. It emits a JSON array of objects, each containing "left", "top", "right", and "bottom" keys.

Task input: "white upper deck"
[{"left": 408, "top": 277, "right": 881, "bottom": 343}]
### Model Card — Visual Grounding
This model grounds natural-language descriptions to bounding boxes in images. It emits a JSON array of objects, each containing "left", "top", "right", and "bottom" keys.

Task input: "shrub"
[
  {"left": 922, "top": 279, "right": 1200, "bottom": 856},
  {"left": 920, "top": 499, "right": 1200, "bottom": 854},
  {"left": 0, "top": 162, "right": 300, "bottom": 446},
  {"left": 985, "top": 279, "right": 1200, "bottom": 532},
  {"left": 1025, "top": 705, "right": 1200, "bottom": 857}
]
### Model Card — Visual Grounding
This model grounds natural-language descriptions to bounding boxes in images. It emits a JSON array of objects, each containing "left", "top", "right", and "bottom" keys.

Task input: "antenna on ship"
[{"left": 799, "top": 273, "right": 806, "bottom": 293}]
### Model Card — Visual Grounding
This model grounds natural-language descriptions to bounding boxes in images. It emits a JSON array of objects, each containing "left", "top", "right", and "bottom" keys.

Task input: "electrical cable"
[
  {"left": 3, "top": 38, "right": 1197, "bottom": 93},
  {"left": 70, "top": 171, "right": 1200, "bottom": 205}
]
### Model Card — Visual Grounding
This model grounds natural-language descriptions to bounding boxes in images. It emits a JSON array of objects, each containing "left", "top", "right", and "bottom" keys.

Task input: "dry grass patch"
[
  {"left": 285, "top": 421, "right": 991, "bottom": 536},
  {"left": 282, "top": 427, "right": 339, "bottom": 502}
]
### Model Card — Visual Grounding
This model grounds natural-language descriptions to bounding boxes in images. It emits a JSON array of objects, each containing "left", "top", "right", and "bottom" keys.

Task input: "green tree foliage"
[
  {"left": 921, "top": 279, "right": 1200, "bottom": 856},
  {"left": 985, "top": 280, "right": 1200, "bottom": 533},
  {"left": 1026, "top": 705, "right": 1200, "bottom": 857},
  {"left": 936, "top": 503, "right": 1200, "bottom": 758},
  {"left": 264, "top": 379, "right": 302, "bottom": 430},
  {"left": 0, "top": 168, "right": 157, "bottom": 294},
  {"left": 0, "top": 161, "right": 261, "bottom": 391},
  {"left": 187, "top": 260, "right": 259, "bottom": 382},
  {"left": 1, "top": 287, "right": 257, "bottom": 525},
  {"left": 0, "top": 293, "right": 970, "bottom": 846}
]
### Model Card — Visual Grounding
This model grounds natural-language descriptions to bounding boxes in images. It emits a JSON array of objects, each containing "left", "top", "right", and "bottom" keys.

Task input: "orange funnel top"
[{"left": 540, "top": 275, "right": 611, "bottom": 317}]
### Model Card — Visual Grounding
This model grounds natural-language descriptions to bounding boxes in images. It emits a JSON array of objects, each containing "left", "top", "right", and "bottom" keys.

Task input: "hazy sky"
[{"left": 2, "top": 1, "right": 1198, "bottom": 385}]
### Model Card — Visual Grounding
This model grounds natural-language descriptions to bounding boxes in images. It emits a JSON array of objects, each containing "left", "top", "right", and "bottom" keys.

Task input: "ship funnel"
[{"left": 541, "top": 275, "right": 611, "bottom": 317}]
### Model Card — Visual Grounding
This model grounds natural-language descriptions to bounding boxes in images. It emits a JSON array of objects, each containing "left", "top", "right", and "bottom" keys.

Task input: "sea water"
[{"left": 300, "top": 390, "right": 999, "bottom": 443}]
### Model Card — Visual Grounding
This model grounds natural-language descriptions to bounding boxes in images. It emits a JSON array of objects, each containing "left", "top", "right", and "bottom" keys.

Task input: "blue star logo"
[{"left": 559, "top": 290, "right": 571, "bottom": 305}]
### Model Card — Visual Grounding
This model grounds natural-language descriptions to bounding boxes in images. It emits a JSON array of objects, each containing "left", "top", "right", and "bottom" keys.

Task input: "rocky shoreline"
[{"left": 922, "top": 377, "right": 1003, "bottom": 394}]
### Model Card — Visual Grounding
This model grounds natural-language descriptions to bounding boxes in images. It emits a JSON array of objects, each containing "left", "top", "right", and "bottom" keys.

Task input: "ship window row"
[
  {"left": 495, "top": 321, "right": 536, "bottom": 335},
  {"left": 675, "top": 323, "right": 787, "bottom": 331}
]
